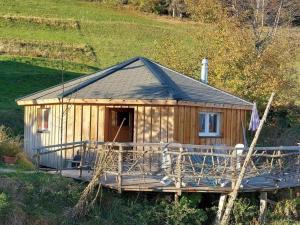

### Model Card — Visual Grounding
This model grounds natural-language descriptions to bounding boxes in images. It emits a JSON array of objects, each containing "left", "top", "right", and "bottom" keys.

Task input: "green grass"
[
  {"left": 0, "top": 0, "right": 201, "bottom": 134},
  {"left": 0, "top": 55, "right": 98, "bottom": 133},
  {"left": 0, "top": 0, "right": 199, "bottom": 67}
]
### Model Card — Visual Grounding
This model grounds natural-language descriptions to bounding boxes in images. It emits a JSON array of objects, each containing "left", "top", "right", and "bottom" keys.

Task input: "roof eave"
[{"left": 17, "top": 98, "right": 252, "bottom": 110}]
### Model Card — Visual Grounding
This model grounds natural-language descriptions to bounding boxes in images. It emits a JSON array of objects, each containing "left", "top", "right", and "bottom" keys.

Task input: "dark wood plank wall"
[{"left": 173, "top": 106, "right": 248, "bottom": 146}]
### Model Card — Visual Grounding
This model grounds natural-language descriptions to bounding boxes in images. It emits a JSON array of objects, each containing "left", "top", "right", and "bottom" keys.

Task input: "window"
[
  {"left": 37, "top": 108, "right": 50, "bottom": 132},
  {"left": 199, "top": 112, "right": 221, "bottom": 137}
]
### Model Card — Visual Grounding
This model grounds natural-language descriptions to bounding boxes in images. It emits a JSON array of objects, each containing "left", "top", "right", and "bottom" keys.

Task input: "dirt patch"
[
  {"left": 0, "top": 38, "right": 97, "bottom": 63},
  {"left": 0, "top": 15, "right": 80, "bottom": 30}
]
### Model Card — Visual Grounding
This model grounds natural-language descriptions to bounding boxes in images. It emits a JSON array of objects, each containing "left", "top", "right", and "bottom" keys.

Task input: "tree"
[{"left": 150, "top": 7, "right": 298, "bottom": 107}]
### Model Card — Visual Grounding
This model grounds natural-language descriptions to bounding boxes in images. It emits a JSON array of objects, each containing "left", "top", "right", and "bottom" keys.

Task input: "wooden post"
[
  {"left": 118, "top": 145, "right": 123, "bottom": 194},
  {"left": 231, "top": 148, "right": 237, "bottom": 189},
  {"left": 220, "top": 92, "right": 275, "bottom": 225},
  {"left": 258, "top": 192, "right": 267, "bottom": 224},
  {"left": 36, "top": 149, "right": 41, "bottom": 171},
  {"left": 176, "top": 147, "right": 184, "bottom": 197},
  {"left": 215, "top": 194, "right": 228, "bottom": 225},
  {"left": 79, "top": 142, "right": 87, "bottom": 178}
]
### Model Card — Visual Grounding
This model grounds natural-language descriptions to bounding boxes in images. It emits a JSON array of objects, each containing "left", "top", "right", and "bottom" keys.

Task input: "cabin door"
[{"left": 106, "top": 108, "right": 134, "bottom": 142}]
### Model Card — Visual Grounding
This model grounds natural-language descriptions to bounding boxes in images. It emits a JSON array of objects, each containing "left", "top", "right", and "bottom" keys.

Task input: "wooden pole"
[
  {"left": 79, "top": 142, "right": 87, "bottom": 178},
  {"left": 215, "top": 194, "right": 228, "bottom": 225},
  {"left": 176, "top": 147, "right": 184, "bottom": 197},
  {"left": 258, "top": 192, "right": 267, "bottom": 224},
  {"left": 118, "top": 144, "right": 123, "bottom": 194},
  {"left": 220, "top": 92, "right": 275, "bottom": 225},
  {"left": 231, "top": 147, "right": 237, "bottom": 189}
]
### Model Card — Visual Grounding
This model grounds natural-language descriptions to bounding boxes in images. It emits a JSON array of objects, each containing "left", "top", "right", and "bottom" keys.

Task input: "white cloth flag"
[{"left": 249, "top": 102, "right": 260, "bottom": 132}]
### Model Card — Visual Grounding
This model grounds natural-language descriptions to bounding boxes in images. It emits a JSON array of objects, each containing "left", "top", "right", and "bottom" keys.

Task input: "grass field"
[{"left": 0, "top": 0, "right": 201, "bottom": 134}]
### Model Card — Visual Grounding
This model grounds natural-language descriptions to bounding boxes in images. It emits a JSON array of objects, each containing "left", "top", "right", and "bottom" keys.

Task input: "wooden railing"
[{"left": 34, "top": 142, "right": 300, "bottom": 191}]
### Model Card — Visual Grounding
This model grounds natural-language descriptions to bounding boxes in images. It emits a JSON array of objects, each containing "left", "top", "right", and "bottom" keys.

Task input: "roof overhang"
[{"left": 16, "top": 98, "right": 253, "bottom": 110}]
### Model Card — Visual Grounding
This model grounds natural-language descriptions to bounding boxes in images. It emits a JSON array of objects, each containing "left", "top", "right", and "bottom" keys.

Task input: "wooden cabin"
[{"left": 16, "top": 57, "right": 253, "bottom": 166}]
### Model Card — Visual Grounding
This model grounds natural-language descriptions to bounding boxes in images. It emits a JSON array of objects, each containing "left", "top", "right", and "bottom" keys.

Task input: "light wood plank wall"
[
  {"left": 23, "top": 104, "right": 248, "bottom": 166},
  {"left": 23, "top": 104, "right": 175, "bottom": 162},
  {"left": 173, "top": 106, "right": 248, "bottom": 146}
]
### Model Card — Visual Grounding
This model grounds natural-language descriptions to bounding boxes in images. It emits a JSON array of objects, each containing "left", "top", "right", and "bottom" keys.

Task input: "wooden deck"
[
  {"left": 36, "top": 141, "right": 300, "bottom": 194},
  {"left": 49, "top": 169, "right": 300, "bottom": 193}
]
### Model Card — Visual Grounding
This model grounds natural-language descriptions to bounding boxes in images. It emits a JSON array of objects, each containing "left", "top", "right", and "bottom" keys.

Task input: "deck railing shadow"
[{"left": 34, "top": 142, "right": 300, "bottom": 192}]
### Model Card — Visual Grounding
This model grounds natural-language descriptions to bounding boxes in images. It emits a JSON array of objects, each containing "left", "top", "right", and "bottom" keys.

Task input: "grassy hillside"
[
  {"left": 0, "top": 0, "right": 200, "bottom": 134},
  {"left": 0, "top": 0, "right": 299, "bottom": 135}
]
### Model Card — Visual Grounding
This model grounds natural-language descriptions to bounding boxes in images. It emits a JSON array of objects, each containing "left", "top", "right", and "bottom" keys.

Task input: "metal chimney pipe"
[{"left": 201, "top": 58, "right": 208, "bottom": 84}]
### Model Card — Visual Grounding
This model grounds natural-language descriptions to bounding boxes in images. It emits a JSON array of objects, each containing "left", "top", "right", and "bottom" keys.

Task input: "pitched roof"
[{"left": 16, "top": 57, "right": 253, "bottom": 107}]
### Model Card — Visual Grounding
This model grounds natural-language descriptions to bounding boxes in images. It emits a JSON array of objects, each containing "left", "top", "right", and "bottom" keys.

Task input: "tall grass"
[{"left": 0, "top": 125, "right": 34, "bottom": 169}]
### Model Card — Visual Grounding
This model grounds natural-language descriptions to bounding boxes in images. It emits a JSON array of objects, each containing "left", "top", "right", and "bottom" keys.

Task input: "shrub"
[
  {"left": 16, "top": 152, "right": 35, "bottom": 170},
  {"left": 232, "top": 198, "right": 258, "bottom": 225},
  {"left": 0, "top": 192, "right": 10, "bottom": 220},
  {"left": 0, "top": 125, "right": 22, "bottom": 158}
]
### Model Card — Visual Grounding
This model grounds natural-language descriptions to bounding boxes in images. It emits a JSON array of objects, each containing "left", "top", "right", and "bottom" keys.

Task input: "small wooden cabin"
[{"left": 16, "top": 57, "right": 253, "bottom": 165}]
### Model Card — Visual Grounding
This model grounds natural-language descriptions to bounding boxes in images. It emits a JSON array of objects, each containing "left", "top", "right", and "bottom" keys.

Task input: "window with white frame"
[
  {"left": 199, "top": 112, "right": 221, "bottom": 137},
  {"left": 37, "top": 108, "right": 50, "bottom": 132}
]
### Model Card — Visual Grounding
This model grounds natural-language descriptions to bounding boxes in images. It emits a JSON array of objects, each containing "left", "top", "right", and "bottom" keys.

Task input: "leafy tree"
[{"left": 150, "top": 10, "right": 298, "bottom": 107}]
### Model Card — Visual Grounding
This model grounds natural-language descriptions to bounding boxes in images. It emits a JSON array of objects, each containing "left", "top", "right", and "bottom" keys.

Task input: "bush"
[
  {"left": 0, "top": 192, "right": 10, "bottom": 220},
  {"left": 0, "top": 125, "right": 22, "bottom": 158},
  {"left": 232, "top": 198, "right": 258, "bottom": 225},
  {"left": 81, "top": 192, "right": 207, "bottom": 225}
]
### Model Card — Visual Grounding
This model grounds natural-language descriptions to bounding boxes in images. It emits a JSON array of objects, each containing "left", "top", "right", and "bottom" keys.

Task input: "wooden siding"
[
  {"left": 23, "top": 104, "right": 247, "bottom": 167},
  {"left": 24, "top": 104, "right": 175, "bottom": 165},
  {"left": 173, "top": 106, "right": 248, "bottom": 146}
]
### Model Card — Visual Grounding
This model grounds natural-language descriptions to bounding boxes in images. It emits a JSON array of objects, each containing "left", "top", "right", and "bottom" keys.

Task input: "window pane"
[
  {"left": 209, "top": 114, "right": 218, "bottom": 133},
  {"left": 199, "top": 114, "right": 206, "bottom": 132},
  {"left": 43, "top": 109, "right": 49, "bottom": 130}
]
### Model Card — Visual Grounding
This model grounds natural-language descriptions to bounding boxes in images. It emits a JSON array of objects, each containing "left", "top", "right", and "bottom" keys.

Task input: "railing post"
[
  {"left": 176, "top": 147, "right": 183, "bottom": 197},
  {"left": 118, "top": 144, "right": 123, "bottom": 194},
  {"left": 36, "top": 148, "right": 41, "bottom": 171},
  {"left": 258, "top": 192, "right": 268, "bottom": 224},
  {"left": 79, "top": 141, "right": 87, "bottom": 178},
  {"left": 231, "top": 147, "right": 237, "bottom": 189}
]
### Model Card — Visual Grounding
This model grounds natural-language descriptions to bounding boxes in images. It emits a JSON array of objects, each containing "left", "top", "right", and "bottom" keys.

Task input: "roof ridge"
[
  {"left": 140, "top": 57, "right": 189, "bottom": 100},
  {"left": 59, "top": 57, "right": 140, "bottom": 98},
  {"left": 149, "top": 59, "right": 253, "bottom": 106}
]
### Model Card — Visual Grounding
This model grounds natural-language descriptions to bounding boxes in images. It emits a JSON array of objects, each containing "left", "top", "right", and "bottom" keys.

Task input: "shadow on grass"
[{"left": 0, "top": 59, "right": 98, "bottom": 135}]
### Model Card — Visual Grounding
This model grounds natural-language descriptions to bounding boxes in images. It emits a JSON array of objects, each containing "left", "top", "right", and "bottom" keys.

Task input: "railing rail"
[{"left": 33, "top": 141, "right": 300, "bottom": 191}]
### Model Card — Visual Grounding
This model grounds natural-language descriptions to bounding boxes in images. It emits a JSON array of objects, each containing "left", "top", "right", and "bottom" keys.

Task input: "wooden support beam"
[
  {"left": 79, "top": 142, "right": 87, "bottom": 178},
  {"left": 220, "top": 93, "right": 275, "bottom": 225},
  {"left": 215, "top": 194, "right": 228, "bottom": 225},
  {"left": 258, "top": 192, "right": 268, "bottom": 224}
]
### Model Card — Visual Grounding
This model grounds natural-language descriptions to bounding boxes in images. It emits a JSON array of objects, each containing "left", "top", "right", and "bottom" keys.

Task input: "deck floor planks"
[{"left": 49, "top": 169, "right": 300, "bottom": 193}]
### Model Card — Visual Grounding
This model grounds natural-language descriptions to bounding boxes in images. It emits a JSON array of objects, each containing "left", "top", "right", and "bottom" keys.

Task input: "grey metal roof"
[{"left": 17, "top": 57, "right": 253, "bottom": 107}]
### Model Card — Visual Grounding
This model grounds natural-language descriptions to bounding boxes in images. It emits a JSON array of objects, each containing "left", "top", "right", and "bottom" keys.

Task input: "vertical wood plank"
[
  {"left": 137, "top": 106, "right": 145, "bottom": 143},
  {"left": 74, "top": 105, "right": 82, "bottom": 142},
  {"left": 178, "top": 106, "right": 185, "bottom": 143},
  {"left": 168, "top": 106, "right": 175, "bottom": 143},
  {"left": 184, "top": 106, "right": 191, "bottom": 144},
  {"left": 144, "top": 106, "right": 152, "bottom": 143},
  {"left": 82, "top": 105, "right": 91, "bottom": 141},
  {"left": 173, "top": 106, "right": 179, "bottom": 142},
  {"left": 90, "top": 105, "right": 98, "bottom": 142},
  {"left": 161, "top": 107, "right": 168, "bottom": 143},
  {"left": 151, "top": 106, "right": 160, "bottom": 143},
  {"left": 190, "top": 107, "right": 196, "bottom": 145},
  {"left": 97, "top": 106, "right": 105, "bottom": 141}
]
